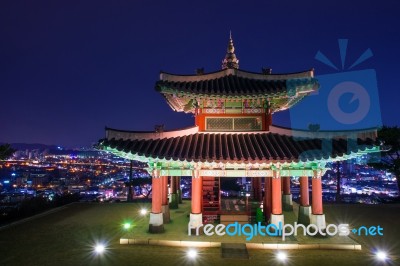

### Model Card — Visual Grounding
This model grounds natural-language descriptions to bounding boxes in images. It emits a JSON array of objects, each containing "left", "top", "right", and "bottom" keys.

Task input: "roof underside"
[
  {"left": 156, "top": 69, "right": 319, "bottom": 113},
  {"left": 99, "top": 132, "right": 378, "bottom": 165}
]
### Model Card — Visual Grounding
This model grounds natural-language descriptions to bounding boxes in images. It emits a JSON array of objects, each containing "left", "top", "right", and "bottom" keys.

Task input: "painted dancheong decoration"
[{"left": 98, "top": 34, "right": 380, "bottom": 234}]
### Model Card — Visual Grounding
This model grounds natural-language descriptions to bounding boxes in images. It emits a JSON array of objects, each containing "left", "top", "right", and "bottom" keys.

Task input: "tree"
[
  {"left": 0, "top": 144, "right": 15, "bottom": 160},
  {"left": 368, "top": 126, "right": 400, "bottom": 193},
  {"left": 255, "top": 207, "right": 264, "bottom": 223}
]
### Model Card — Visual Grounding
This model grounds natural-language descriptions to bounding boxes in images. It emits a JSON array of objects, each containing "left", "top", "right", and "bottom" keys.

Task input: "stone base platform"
[{"left": 120, "top": 238, "right": 361, "bottom": 250}]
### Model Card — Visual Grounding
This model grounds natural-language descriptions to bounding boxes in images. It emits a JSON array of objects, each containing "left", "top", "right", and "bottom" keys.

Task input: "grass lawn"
[{"left": 0, "top": 202, "right": 399, "bottom": 266}]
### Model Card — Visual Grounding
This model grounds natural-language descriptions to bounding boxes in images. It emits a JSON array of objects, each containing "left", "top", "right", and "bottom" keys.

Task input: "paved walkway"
[{"left": 121, "top": 200, "right": 361, "bottom": 250}]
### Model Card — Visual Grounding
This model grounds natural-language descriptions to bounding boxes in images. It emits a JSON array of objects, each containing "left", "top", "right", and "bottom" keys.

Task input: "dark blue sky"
[{"left": 1, "top": 0, "right": 399, "bottom": 147}]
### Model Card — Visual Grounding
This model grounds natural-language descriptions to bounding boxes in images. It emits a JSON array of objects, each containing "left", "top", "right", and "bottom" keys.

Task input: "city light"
[
  {"left": 187, "top": 249, "right": 197, "bottom": 259},
  {"left": 276, "top": 251, "right": 287, "bottom": 262},
  {"left": 140, "top": 208, "right": 147, "bottom": 215},
  {"left": 375, "top": 251, "right": 388, "bottom": 261}
]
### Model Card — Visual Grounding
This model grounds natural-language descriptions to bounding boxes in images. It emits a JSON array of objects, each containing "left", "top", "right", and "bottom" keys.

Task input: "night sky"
[{"left": 1, "top": 0, "right": 399, "bottom": 147}]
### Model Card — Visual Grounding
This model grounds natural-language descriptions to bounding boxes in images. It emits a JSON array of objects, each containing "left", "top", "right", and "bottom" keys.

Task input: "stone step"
[{"left": 221, "top": 243, "right": 249, "bottom": 259}]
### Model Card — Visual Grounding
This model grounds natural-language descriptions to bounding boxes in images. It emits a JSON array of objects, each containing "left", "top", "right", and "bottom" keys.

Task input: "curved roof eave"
[{"left": 159, "top": 68, "right": 314, "bottom": 83}]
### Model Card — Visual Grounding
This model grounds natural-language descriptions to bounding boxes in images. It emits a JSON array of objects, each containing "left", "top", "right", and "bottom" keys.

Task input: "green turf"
[{"left": 0, "top": 202, "right": 399, "bottom": 266}]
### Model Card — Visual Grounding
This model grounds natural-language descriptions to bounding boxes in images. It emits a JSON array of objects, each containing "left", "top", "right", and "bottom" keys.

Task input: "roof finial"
[{"left": 222, "top": 31, "right": 239, "bottom": 70}]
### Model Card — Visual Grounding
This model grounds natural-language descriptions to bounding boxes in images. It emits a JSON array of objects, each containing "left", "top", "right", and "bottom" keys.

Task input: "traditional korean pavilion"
[{"left": 98, "top": 35, "right": 379, "bottom": 233}]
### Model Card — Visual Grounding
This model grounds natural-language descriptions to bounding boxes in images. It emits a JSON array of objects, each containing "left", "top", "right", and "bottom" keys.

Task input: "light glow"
[
  {"left": 140, "top": 209, "right": 147, "bottom": 215},
  {"left": 123, "top": 223, "right": 131, "bottom": 229},
  {"left": 375, "top": 251, "right": 388, "bottom": 261},
  {"left": 94, "top": 244, "right": 105, "bottom": 254},
  {"left": 187, "top": 249, "right": 198, "bottom": 259},
  {"left": 276, "top": 251, "right": 287, "bottom": 261}
]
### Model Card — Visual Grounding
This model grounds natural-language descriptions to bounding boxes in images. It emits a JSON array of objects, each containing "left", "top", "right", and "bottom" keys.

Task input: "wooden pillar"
[
  {"left": 151, "top": 175, "right": 162, "bottom": 214},
  {"left": 169, "top": 176, "right": 178, "bottom": 209},
  {"left": 161, "top": 175, "right": 170, "bottom": 223},
  {"left": 174, "top": 176, "right": 179, "bottom": 194},
  {"left": 189, "top": 170, "right": 203, "bottom": 231},
  {"left": 271, "top": 172, "right": 282, "bottom": 215},
  {"left": 263, "top": 176, "right": 272, "bottom": 221},
  {"left": 161, "top": 175, "right": 168, "bottom": 205},
  {"left": 282, "top": 176, "right": 293, "bottom": 211},
  {"left": 282, "top": 176, "right": 291, "bottom": 195},
  {"left": 270, "top": 170, "right": 284, "bottom": 226},
  {"left": 300, "top": 176, "right": 309, "bottom": 206},
  {"left": 310, "top": 170, "right": 326, "bottom": 229},
  {"left": 298, "top": 175, "right": 311, "bottom": 225},
  {"left": 149, "top": 170, "right": 164, "bottom": 233},
  {"left": 191, "top": 175, "right": 202, "bottom": 214},
  {"left": 251, "top": 178, "right": 255, "bottom": 198},
  {"left": 254, "top": 177, "right": 262, "bottom": 201},
  {"left": 170, "top": 176, "right": 176, "bottom": 193},
  {"left": 176, "top": 176, "right": 182, "bottom": 203},
  {"left": 312, "top": 171, "right": 323, "bottom": 215}
]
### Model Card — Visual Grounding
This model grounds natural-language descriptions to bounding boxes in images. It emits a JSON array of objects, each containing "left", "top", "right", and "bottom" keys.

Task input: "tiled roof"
[
  {"left": 156, "top": 74, "right": 318, "bottom": 97},
  {"left": 99, "top": 132, "right": 376, "bottom": 163}
]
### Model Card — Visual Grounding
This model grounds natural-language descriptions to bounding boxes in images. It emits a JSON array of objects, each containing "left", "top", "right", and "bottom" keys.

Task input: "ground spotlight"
[
  {"left": 187, "top": 249, "right": 198, "bottom": 259},
  {"left": 94, "top": 243, "right": 106, "bottom": 254},
  {"left": 140, "top": 208, "right": 147, "bottom": 215},
  {"left": 123, "top": 222, "right": 131, "bottom": 230},
  {"left": 375, "top": 251, "right": 388, "bottom": 261},
  {"left": 276, "top": 251, "right": 287, "bottom": 262}
]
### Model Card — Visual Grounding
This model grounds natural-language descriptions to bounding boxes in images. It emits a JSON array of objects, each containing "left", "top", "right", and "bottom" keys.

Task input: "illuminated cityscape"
[{"left": 1, "top": 144, "right": 398, "bottom": 225}]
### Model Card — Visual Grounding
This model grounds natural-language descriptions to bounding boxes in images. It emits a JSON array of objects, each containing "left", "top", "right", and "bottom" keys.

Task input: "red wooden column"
[
  {"left": 151, "top": 175, "right": 162, "bottom": 214},
  {"left": 254, "top": 177, "right": 262, "bottom": 201},
  {"left": 271, "top": 172, "right": 282, "bottom": 215},
  {"left": 251, "top": 178, "right": 255, "bottom": 197},
  {"left": 283, "top": 177, "right": 291, "bottom": 194},
  {"left": 191, "top": 175, "right": 203, "bottom": 214},
  {"left": 298, "top": 175, "right": 311, "bottom": 225},
  {"left": 161, "top": 175, "right": 170, "bottom": 223},
  {"left": 282, "top": 176, "right": 293, "bottom": 211},
  {"left": 312, "top": 172, "right": 323, "bottom": 215},
  {"left": 162, "top": 175, "right": 168, "bottom": 205},
  {"left": 169, "top": 176, "right": 178, "bottom": 209},
  {"left": 174, "top": 176, "right": 179, "bottom": 193},
  {"left": 310, "top": 170, "right": 326, "bottom": 229},
  {"left": 189, "top": 170, "right": 203, "bottom": 232},
  {"left": 300, "top": 176, "right": 309, "bottom": 206},
  {"left": 149, "top": 170, "right": 164, "bottom": 233},
  {"left": 263, "top": 176, "right": 272, "bottom": 222},
  {"left": 177, "top": 176, "right": 183, "bottom": 204},
  {"left": 270, "top": 170, "right": 284, "bottom": 226}
]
